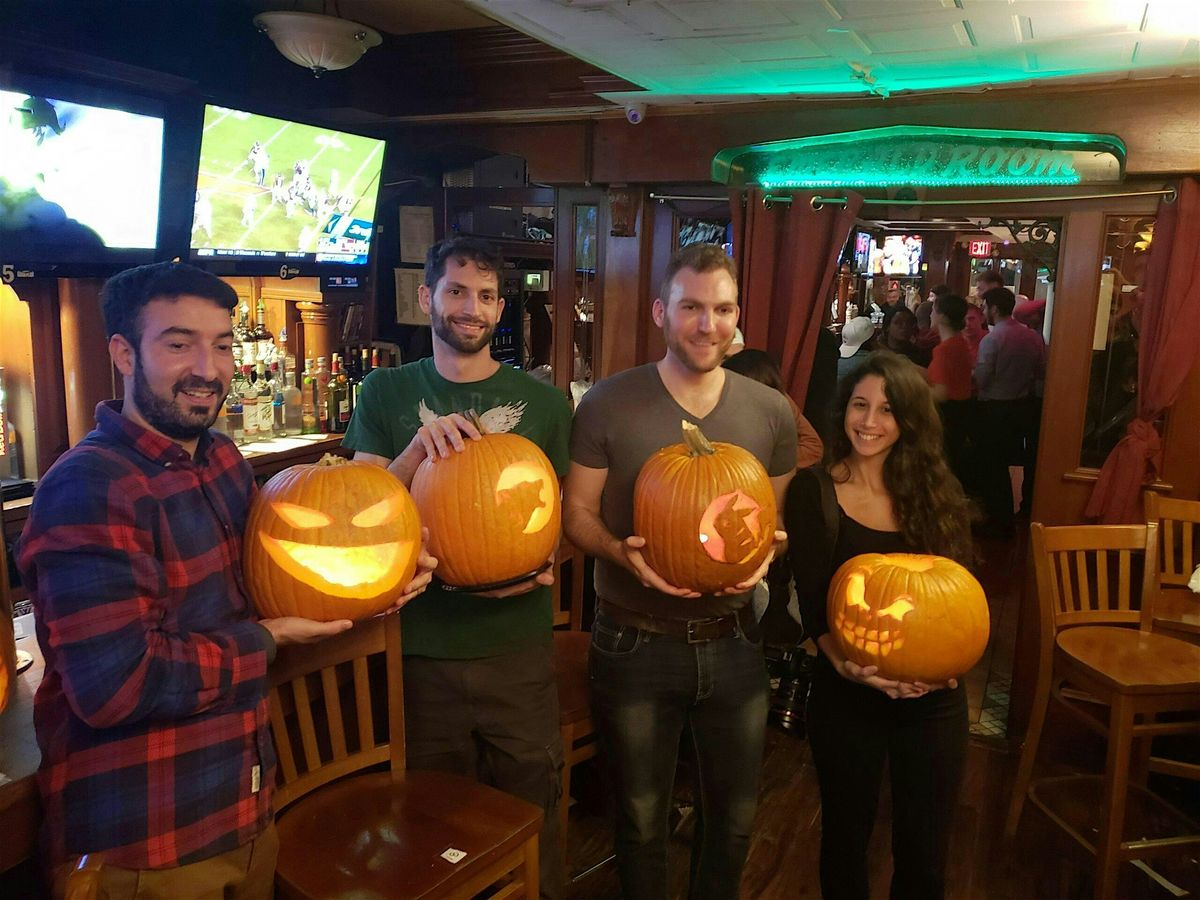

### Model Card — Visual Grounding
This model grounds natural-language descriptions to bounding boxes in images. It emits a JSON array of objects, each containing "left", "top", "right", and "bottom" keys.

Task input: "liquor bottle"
[
  {"left": 328, "top": 355, "right": 350, "bottom": 433},
  {"left": 314, "top": 356, "right": 331, "bottom": 434},
  {"left": 225, "top": 367, "right": 246, "bottom": 445},
  {"left": 300, "top": 359, "right": 319, "bottom": 434},
  {"left": 283, "top": 368, "right": 304, "bottom": 436},
  {"left": 254, "top": 361, "right": 274, "bottom": 438},
  {"left": 270, "top": 361, "right": 286, "bottom": 437},
  {"left": 371, "top": 347, "right": 381, "bottom": 372},
  {"left": 250, "top": 297, "right": 274, "bottom": 360},
  {"left": 241, "top": 364, "right": 259, "bottom": 442}
]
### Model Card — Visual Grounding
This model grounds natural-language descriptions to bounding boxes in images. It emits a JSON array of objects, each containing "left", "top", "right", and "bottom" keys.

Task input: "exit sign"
[{"left": 969, "top": 240, "right": 993, "bottom": 257}]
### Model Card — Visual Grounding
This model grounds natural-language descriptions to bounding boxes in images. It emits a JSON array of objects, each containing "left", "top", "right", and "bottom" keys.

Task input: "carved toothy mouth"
[
  {"left": 835, "top": 571, "right": 916, "bottom": 658},
  {"left": 260, "top": 534, "right": 413, "bottom": 593}
]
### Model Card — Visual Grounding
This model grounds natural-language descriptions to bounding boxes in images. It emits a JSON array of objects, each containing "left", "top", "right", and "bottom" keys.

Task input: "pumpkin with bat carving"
[
  {"left": 410, "top": 426, "right": 561, "bottom": 589},
  {"left": 633, "top": 420, "right": 776, "bottom": 595},
  {"left": 826, "top": 553, "right": 989, "bottom": 683},
  {"left": 244, "top": 454, "right": 422, "bottom": 621}
]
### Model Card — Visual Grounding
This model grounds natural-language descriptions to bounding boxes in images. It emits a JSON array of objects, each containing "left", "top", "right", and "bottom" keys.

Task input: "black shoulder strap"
[{"left": 808, "top": 465, "right": 840, "bottom": 573}]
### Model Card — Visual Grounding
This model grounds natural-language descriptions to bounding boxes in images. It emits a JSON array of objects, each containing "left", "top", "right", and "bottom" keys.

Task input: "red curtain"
[
  {"left": 729, "top": 188, "right": 863, "bottom": 404},
  {"left": 1085, "top": 177, "right": 1200, "bottom": 523}
]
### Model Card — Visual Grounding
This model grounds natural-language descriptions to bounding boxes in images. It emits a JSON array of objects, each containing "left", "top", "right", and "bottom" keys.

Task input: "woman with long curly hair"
[{"left": 785, "top": 351, "right": 975, "bottom": 900}]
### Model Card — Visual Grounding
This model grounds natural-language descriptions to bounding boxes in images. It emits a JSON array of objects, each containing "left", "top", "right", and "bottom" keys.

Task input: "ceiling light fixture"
[{"left": 254, "top": 10, "right": 382, "bottom": 77}]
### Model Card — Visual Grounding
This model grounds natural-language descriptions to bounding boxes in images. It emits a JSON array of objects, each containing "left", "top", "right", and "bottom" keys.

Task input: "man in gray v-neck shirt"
[{"left": 564, "top": 244, "right": 796, "bottom": 899}]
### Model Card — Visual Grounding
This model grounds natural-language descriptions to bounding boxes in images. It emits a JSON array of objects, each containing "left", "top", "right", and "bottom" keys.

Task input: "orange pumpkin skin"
[
  {"left": 826, "top": 553, "right": 989, "bottom": 683},
  {"left": 410, "top": 432, "right": 561, "bottom": 589},
  {"left": 633, "top": 421, "right": 776, "bottom": 595},
  {"left": 244, "top": 456, "right": 421, "bottom": 622}
]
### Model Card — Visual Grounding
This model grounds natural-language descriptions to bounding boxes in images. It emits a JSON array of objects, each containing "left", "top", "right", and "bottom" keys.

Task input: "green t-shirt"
[{"left": 342, "top": 357, "right": 572, "bottom": 659}]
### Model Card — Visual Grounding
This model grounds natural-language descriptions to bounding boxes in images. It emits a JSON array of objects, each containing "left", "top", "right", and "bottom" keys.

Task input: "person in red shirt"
[{"left": 926, "top": 292, "right": 975, "bottom": 491}]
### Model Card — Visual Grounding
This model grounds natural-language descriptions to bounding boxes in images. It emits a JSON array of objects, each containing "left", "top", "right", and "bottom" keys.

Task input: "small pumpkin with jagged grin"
[
  {"left": 244, "top": 454, "right": 421, "bottom": 621},
  {"left": 826, "top": 553, "right": 989, "bottom": 683}
]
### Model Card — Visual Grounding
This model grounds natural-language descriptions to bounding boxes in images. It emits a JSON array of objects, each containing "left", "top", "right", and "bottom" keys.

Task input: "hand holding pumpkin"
[
  {"left": 713, "top": 529, "right": 787, "bottom": 596},
  {"left": 388, "top": 413, "right": 483, "bottom": 487},
  {"left": 620, "top": 536, "right": 702, "bottom": 598},
  {"left": 260, "top": 616, "right": 353, "bottom": 647},
  {"left": 475, "top": 551, "right": 556, "bottom": 599},
  {"left": 384, "top": 527, "right": 438, "bottom": 612}
]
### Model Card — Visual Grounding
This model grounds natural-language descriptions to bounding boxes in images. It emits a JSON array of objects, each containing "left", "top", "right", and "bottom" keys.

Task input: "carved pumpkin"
[
  {"left": 827, "top": 553, "right": 989, "bottom": 683},
  {"left": 633, "top": 420, "right": 776, "bottom": 594},
  {"left": 410, "top": 425, "right": 561, "bottom": 589},
  {"left": 244, "top": 454, "right": 421, "bottom": 621}
]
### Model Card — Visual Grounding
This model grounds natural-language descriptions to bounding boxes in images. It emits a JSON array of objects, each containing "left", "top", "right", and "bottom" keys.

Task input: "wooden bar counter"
[{"left": 0, "top": 432, "right": 345, "bottom": 876}]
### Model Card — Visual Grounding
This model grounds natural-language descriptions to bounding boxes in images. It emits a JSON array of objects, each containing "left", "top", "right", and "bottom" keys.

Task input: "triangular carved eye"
[
  {"left": 352, "top": 496, "right": 400, "bottom": 528},
  {"left": 272, "top": 502, "right": 333, "bottom": 529}
]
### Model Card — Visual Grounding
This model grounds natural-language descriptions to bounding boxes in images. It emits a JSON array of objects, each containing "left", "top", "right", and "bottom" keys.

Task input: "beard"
[
  {"left": 430, "top": 305, "right": 496, "bottom": 354},
  {"left": 662, "top": 318, "right": 732, "bottom": 374},
  {"left": 132, "top": 361, "right": 226, "bottom": 441}
]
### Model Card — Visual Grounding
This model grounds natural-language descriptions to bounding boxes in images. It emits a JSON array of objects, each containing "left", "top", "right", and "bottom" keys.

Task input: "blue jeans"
[{"left": 588, "top": 609, "right": 769, "bottom": 900}]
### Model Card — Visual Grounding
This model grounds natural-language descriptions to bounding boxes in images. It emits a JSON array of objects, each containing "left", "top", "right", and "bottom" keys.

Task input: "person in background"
[
  {"left": 17, "top": 262, "right": 382, "bottom": 899},
  {"left": 878, "top": 282, "right": 904, "bottom": 318},
  {"left": 1011, "top": 295, "right": 1047, "bottom": 514},
  {"left": 926, "top": 292, "right": 975, "bottom": 491},
  {"left": 722, "top": 348, "right": 824, "bottom": 468},
  {"left": 880, "top": 306, "right": 931, "bottom": 368},
  {"left": 564, "top": 243, "right": 796, "bottom": 900},
  {"left": 343, "top": 237, "right": 573, "bottom": 898},
  {"left": 974, "top": 286, "right": 1046, "bottom": 533},
  {"left": 913, "top": 283, "right": 947, "bottom": 356},
  {"left": 1013, "top": 296, "right": 1047, "bottom": 337},
  {"left": 725, "top": 325, "right": 746, "bottom": 358},
  {"left": 964, "top": 269, "right": 1002, "bottom": 363},
  {"left": 785, "top": 351, "right": 975, "bottom": 900},
  {"left": 837, "top": 316, "right": 876, "bottom": 382}
]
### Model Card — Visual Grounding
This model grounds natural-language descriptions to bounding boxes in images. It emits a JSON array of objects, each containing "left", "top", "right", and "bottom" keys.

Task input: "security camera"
[{"left": 624, "top": 103, "right": 647, "bottom": 125}]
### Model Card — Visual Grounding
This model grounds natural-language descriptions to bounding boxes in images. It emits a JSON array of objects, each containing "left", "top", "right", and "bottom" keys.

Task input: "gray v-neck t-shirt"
[{"left": 570, "top": 363, "right": 797, "bottom": 619}]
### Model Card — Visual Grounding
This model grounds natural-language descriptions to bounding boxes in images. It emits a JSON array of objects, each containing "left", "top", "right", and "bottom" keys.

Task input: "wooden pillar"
[
  {"left": 13, "top": 280, "right": 70, "bottom": 477},
  {"left": 57, "top": 278, "right": 115, "bottom": 445},
  {"left": 296, "top": 301, "right": 335, "bottom": 366}
]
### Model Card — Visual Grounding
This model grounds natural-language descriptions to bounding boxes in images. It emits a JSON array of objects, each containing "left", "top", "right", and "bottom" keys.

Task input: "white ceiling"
[{"left": 458, "top": 0, "right": 1200, "bottom": 106}]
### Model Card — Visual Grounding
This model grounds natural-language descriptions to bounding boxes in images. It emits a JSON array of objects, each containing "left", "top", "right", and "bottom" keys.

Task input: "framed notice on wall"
[
  {"left": 394, "top": 268, "right": 429, "bottom": 326},
  {"left": 399, "top": 206, "right": 435, "bottom": 265}
]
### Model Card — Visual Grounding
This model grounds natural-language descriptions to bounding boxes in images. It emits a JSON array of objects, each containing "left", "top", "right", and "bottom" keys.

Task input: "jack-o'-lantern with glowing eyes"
[
  {"left": 244, "top": 454, "right": 422, "bottom": 621},
  {"left": 827, "top": 553, "right": 989, "bottom": 683},
  {"left": 410, "top": 426, "right": 561, "bottom": 589},
  {"left": 633, "top": 420, "right": 776, "bottom": 595}
]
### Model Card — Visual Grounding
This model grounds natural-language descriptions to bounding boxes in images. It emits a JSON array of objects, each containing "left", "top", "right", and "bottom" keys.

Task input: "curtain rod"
[
  {"left": 649, "top": 193, "right": 729, "bottom": 203},
  {"left": 762, "top": 187, "right": 1177, "bottom": 210}
]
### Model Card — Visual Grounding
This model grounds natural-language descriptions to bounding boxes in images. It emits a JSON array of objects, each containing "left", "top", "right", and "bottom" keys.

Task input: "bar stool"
[{"left": 1005, "top": 522, "right": 1200, "bottom": 899}]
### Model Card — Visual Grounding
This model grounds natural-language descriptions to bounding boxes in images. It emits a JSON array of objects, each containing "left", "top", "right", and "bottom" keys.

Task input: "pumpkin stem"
[
  {"left": 315, "top": 453, "right": 351, "bottom": 467},
  {"left": 466, "top": 409, "right": 490, "bottom": 434},
  {"left": 681, "top": 420, "right": 716, "bottom": 457}
]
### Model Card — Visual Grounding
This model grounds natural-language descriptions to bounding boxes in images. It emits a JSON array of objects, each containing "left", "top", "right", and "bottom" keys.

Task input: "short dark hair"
[
  {"left": 976, "top": 269, "right": 1004, "bottom": 290},
  {"left": 101, "top": 262, "right": 237, "bottom": 346},
  {"left": 934, "top": 293, "right": 968, "bottom": 331},
  {"left": 929, "top": 283, "right": 951, "bottom": 300},
  {"left": 660, "top": 243, "right": 738, "bottom": 304},
  {"left": 722, "top": 348, "right": 785, "bottom": 394},
  {"left": 424, "top": 236, "right": 504, "bottom": 290},
  {"left": 982, "top": 286, "right": 1016, "bottom": 317}
]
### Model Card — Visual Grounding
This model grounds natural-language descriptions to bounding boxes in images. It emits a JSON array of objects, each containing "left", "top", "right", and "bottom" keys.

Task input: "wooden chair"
[
  {"left": 1005, "top": 522, "right": 1200, "bottom": 900},
  {"left": 269, "top": 613, "right": 543, "bottom": 899},
  {"left": 1145, "top": 492, "right": 1200, "bottom": 641},
  {"left": 550, "top": 536, "right": 601, "bottom": 877}
]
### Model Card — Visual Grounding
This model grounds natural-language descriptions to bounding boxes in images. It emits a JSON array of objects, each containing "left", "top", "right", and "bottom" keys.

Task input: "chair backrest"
[
  {"left": 267, "top": 613, "right": 405, "bottom": 811},
  {"left": 1145, "top": 492, "right": 1200, "bottom": 589},
  {"left": 1030, "top": 522, "right": 1159, "bottom": 633},
  {"left": 552, "top": 536, "right": 586, "bottom": 630}
]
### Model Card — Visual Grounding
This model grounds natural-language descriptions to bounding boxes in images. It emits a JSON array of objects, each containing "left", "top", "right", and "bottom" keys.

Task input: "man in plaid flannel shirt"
[{"left": 16, "top": 262, "right": 406, "bottom": 898}]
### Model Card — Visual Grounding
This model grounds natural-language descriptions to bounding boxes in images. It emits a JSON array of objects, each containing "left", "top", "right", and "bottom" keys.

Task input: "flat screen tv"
[
  {"left": 852, "top": 230, "right": 872, "bottom": 274},
  {"left": 190, "top": 105, "right": 385, "bottom": 271},
  {"left": 0, "top": 84, "right": 164, "bottom": 275},
  {"left": 881, "top": 234, "right": 923, "bottom": 276}
]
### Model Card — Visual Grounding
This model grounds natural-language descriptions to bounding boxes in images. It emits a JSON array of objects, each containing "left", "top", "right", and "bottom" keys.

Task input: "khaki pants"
[{"left": 51, "top": 825, "right": 278, "bottom": 900}]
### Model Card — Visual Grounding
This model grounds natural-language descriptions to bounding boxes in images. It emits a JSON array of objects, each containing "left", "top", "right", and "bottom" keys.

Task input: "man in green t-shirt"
[{"left": 343, "top": 237, "right": 571, "bottom": 898}]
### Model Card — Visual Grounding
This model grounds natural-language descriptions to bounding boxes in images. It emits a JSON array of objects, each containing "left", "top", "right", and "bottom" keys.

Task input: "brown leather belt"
[{"left": 596, "top": 599, "right": 752, "bottom": 644}]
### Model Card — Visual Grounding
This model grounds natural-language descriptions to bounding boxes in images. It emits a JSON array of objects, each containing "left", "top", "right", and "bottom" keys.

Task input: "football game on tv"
[
  {"left": 0, "top": 87, "right": 163, "bottom": 268},
  {"left": 190, "top": 105, "right": 384, "bottom": 268}
]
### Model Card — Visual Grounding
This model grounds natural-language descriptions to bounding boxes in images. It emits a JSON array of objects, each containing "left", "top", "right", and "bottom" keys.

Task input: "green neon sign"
[{"left": 712, "top": 126, "right": 1126, "bottom": 189}]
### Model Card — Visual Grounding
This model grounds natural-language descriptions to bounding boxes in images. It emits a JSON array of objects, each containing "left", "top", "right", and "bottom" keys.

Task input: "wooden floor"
[{"left": 563, "top": 517, "right": 1200, "bottom": 899}]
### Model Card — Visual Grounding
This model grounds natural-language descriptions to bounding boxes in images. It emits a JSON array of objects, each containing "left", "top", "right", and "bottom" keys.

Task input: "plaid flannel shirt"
[{"left": 17, "top": 401, "right": 275, "bottom": 869}]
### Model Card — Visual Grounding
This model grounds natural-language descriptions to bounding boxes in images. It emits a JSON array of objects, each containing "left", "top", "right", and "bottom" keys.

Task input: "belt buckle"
[
  {"left": 686, "top": 619, "right": 705, "bottom": 644},
  {"left": 686, "top": 617, "right": 722, "bottom": 644}
]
